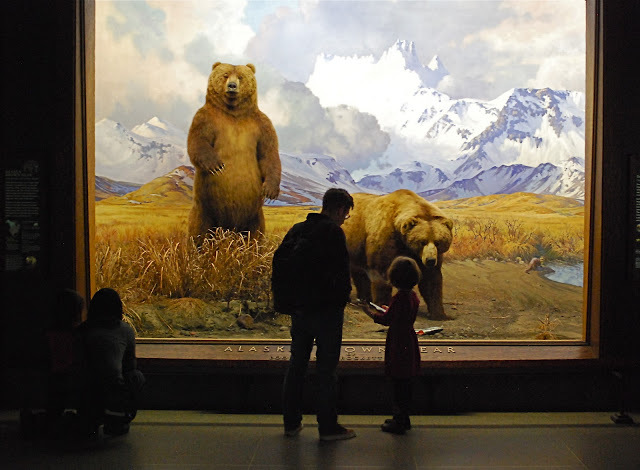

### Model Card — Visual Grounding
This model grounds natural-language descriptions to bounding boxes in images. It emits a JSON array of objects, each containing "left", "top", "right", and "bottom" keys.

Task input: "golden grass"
[
  {"left": 96, "top": 203, "right": 312, "bottom": 238},
  {"left": 263, "top": 204, "right": 318, "bottom": 236},
  {"left": 435, "top": 193, "right": 584, "bottom": 262},
  {"left": 446, "top": 216, "right": 584, "bottom": 262}
]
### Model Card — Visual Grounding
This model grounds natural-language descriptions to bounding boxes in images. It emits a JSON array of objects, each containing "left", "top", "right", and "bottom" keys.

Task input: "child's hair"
[
  {"left": 87, "top": 287, "right": 123, "bottom": 326},
  {"left": 51, "top": 288, "right": 84, "bottom": 329},
  {"left": 387, "top": 256, "right": 421, "bottom": 290}
]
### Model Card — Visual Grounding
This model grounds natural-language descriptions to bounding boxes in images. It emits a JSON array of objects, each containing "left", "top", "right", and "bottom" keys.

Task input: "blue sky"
[{"left": 243, "top": 0, "right": 295, "bottom": 32}]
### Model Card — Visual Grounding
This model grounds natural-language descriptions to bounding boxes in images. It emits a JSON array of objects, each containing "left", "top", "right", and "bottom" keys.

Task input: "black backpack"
[{"left": 271, "top": 226, "right": 315, "bottom": 315}]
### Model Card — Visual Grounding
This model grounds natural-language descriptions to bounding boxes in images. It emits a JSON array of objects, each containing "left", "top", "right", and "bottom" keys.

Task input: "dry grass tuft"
[
  {"left": 535, "top": 313, "right": 560, "bottom": 340},
  {"left": 95, "top": 227, "right": 279, "bottom": 324}
]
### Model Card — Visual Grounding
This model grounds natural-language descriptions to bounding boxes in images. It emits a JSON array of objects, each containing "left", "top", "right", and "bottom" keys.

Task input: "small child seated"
[
  {"left": 20, "top": 289, "right": 84, "bottom": 439},
  {"left": 76, "top": 288, "right": 145, "bottom": 436}
]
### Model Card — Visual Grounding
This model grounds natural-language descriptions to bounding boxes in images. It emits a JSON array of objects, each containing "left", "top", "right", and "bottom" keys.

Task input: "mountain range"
[
  {"left": 307, "top": 40, "right": 585, "bottom": 184},
  {"left": 95, "top": 39, "right": 586, "bottom": 204},
  {"left": 95, "top": 118, "right": 189, "bottom": 184}
]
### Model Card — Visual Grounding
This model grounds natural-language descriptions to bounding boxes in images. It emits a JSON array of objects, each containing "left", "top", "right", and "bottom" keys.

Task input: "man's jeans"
[{"left": 282, "top": 310, "right": 343, "bottom": 433}]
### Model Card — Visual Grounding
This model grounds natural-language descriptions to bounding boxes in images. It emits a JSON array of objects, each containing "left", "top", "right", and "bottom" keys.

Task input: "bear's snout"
[
  {"left": 225, "top": 78, "right": 239, "bottom": 93},
  {"left": 421, "top": 243, "right": 439, "bottom": 267}
]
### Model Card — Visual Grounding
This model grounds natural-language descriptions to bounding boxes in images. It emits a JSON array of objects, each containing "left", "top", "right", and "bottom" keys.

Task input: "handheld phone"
[{"left": 369, "top": 302, "right": 387, "bottom": 313}]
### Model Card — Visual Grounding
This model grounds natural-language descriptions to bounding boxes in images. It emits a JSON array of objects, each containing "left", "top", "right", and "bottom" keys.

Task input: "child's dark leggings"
[{"left": 391, "top": 378, "right": 413, "bottom": 425}]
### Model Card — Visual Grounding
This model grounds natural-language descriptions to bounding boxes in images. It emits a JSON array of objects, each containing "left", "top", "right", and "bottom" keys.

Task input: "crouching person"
[{"left": 77, "top": 288, "right": 145, "bottom": 436}]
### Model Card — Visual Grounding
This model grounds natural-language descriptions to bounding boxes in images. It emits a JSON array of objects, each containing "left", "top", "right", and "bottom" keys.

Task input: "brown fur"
[
  {"left": 187, "top": 62, "right": 281, "bottom": 238},
  {"left": 342, "top": 189, "right": 453, "bottom": 320}
]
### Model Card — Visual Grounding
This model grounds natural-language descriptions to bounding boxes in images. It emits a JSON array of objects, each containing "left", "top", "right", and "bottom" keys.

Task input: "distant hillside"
[
  {"left": 99, "top": 166, "right": 194, "bottom": 206},
  {"left": 435, "top": 192, "right": 584, "bottom": 217},
  {"left": 95, "top": 175, "right": 141, "bottom": 201}
]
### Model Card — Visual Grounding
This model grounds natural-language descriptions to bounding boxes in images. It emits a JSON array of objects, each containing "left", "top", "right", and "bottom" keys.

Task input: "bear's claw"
[{"left": 208, "top": 163, "right": 226, "bottom": 175}]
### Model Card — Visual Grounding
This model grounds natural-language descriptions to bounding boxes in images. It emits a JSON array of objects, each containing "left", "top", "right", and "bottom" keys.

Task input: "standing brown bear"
[
  {"left": 187, "top": 62, "right": 281, "bottom": 238},
  {"left": 342, "top": 190, "right": 453, "bottom": 320}
]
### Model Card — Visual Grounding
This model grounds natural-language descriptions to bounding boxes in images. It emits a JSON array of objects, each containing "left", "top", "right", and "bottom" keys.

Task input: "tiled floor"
[{"left": 1, "top": 411, "right": 639, "bottom": 469}]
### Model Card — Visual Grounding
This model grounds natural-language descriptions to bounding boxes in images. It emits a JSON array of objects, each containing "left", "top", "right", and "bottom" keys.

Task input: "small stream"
[{"left": 542, "top": 262, "right": 584, "bottom": 287}]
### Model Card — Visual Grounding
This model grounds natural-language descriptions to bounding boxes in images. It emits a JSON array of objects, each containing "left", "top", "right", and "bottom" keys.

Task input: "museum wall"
[{"left": 1, "top": 1, "right": 639, "bottom": 413}]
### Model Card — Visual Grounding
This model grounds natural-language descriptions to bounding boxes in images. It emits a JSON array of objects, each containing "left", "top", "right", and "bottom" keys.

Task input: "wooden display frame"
[{"left": 75, "top": 1, "right": 609, "bottom": 369}]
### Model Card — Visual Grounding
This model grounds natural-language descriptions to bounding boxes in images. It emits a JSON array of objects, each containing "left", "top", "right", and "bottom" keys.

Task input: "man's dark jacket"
[{"left": 281, "top": 212, "right": 352, "bottom": 315}]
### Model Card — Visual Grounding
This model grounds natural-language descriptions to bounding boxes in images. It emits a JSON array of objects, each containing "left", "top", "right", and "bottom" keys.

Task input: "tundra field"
[{"left": 95, "top": 192, "right": 585, "bottom": 341}]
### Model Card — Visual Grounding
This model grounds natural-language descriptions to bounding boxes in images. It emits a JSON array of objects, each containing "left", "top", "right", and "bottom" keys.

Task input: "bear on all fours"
[{"left": 342, "top": 190, "right": 453, "bottom": 320}]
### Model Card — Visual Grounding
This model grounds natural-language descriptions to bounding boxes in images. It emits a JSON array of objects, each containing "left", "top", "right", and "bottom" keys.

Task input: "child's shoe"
[
  {"left": 319, "top": 424, "right": 356, "bottom": 441},
  {"left": 381, "top": 418, "right": 410, "bottom": 435},
  {"left": 284, "top": 423, "right": 303, "bottom": 437},
  {"left": 384, "top": 418, "right": 411, "bottom": 430}
]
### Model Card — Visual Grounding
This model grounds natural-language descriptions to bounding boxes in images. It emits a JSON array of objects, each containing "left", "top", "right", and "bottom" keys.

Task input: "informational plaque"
[
  {"left": 632, "top": 154, "right": 640, "bottom": 281},
  {"left": 3, "top": 160, "right": 42, "bottom": 271}
]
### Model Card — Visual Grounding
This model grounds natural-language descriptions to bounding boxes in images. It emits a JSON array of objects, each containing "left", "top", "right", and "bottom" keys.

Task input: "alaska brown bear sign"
[
  {"left": 187, "top": 62, "right": 281, "bottom": 238},
  {"left": 342, "top": 190, "right": 453, "bottom": 320}
]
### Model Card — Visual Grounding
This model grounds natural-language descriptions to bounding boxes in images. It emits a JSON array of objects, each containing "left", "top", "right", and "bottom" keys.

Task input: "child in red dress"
[{"left": 362, "top": 256, "right": 421, "bottom": 434}]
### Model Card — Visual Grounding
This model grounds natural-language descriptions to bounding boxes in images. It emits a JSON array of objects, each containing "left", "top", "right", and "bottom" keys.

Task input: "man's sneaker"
[
  {"left": 284, "top": 423, "right": 303, "bottom": 437},
  {"left": 319, "top": 424, "right": 356, "bottom": 441}
]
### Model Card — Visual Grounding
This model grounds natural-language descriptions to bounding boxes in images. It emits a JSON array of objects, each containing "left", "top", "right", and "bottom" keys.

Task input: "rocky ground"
[{"left": 131, "top": 259, "right": 583, "bottom": 342}]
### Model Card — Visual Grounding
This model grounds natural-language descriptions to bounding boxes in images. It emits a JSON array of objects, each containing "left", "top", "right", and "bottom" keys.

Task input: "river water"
[{"left": 542, "top": 262, "right": 584, "bottom": 287}]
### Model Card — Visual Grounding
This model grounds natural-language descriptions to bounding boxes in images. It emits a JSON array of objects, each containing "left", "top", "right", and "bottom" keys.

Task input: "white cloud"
[
  {"left": 326, "top": 105, "right": 390, "bottom": 171},
  {"left": 95, "top": 0, "right": 255, "bottom": 130},
  {"left": 261, "top": 81, "right": 389, "bottom": 171},
  {"left": 528, "top": 54, "right": 585, "bottom": 92},
  {"left": 260, "top": 87, "right": 293, "bottom": 127},
  {"left": 148, "top": 0, "right": 254, "bottom": 63},
  {"left": 460, "top": 1, "right": 585, "bottom": 93}
]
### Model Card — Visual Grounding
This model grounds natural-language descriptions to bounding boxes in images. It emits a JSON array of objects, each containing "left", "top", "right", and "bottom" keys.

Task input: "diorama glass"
[{"left": 94, "top": 0, "right": 587, "bottom": 343}]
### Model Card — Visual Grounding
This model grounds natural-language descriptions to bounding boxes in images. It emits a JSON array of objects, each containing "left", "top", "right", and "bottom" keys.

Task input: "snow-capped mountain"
[
  {"left": 356, "top": 161, "right": 450, "bottom": 194},
  {"left": 95, "top": 108, "right": 584, "bottom": 205},
  {"left": 307, "top": 39, "right": 450, "bottom": 131},
  {"left": 450, "top": 88, "right": 585, "bottom": 180},
  {"left": 418, "top": 158, "right": 585, "bottom": 202},
  {"left": 94, "top": 119, "right": 369, "bottom": 204},
  {"left": 392, "top": 40, "right": 449, "bottom": 89},
  {"left": 307, "top": 39, "right": 585, "bottom": 187},
  {"left": 131, "top": 116, "right": 188, "bottom": 148},
  {"left": 357, "top": 158, "right": 585, "bottom": 202},
  {"left": 276, "top": 153, "right": 372, "bottom": 205},
  {"left": 95, "top": 118, "right": 189, "bottom": 184}
]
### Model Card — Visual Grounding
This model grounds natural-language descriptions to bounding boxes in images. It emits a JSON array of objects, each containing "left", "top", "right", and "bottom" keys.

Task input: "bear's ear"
[
  {"left": 246, "top": 63, "right": 256, "bottom": 74},
  {"left": 399, "top": 217, "right": 418, "bottom": 236},
  {"left": 212, "top": 62, "right": 222, "bottom": 70},
  {"left": 440, "top": 217, "right": 453, "bottom": 231}
]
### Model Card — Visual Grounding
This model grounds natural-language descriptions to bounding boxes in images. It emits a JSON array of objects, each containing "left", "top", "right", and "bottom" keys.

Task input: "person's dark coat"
[
  {"left": 371, "top": 290, "right": 420, "bottom": 378},
  {"left": 283, "top": 212, "right": 352, "bottom": 315}
]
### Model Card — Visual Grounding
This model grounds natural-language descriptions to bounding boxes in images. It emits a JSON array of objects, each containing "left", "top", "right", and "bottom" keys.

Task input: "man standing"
[{"left": 279, "top": 188, "right": 356, "bottom": 441}]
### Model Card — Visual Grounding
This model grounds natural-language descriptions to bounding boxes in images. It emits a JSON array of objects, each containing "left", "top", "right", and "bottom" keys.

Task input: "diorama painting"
[{"left": 94, "top": 0, "right": 586, "bottom": 342}]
